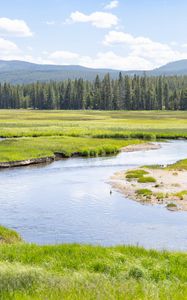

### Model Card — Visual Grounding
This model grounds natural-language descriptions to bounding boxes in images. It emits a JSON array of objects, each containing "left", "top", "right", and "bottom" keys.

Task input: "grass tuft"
[
  {"left": 138, "top": 176, "right": 157, "bottom": 183},
  {"left": 0, "top": 226, "right": 22, "bottom": 244},
  {"left": 136, "top": 189, "right": 153, "bottom": 197}
]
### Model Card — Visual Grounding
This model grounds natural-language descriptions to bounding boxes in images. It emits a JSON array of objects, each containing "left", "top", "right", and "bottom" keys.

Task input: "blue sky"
[{"left": 0, "top": 0, "right": 187, "bottom": 70}]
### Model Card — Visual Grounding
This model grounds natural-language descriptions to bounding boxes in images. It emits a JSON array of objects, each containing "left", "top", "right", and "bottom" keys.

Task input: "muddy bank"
[
  {"left": 121, "top": 142, "right": 161, "bottom": 152},
  {"left": 110, "top": 167, "right": 187, "bottom": 211},
  {"left": 0, "top": 156, "right": 55, "bottom": 168},
  {"left": 0, "top": 150, "right": 116, "bottom": 168}
]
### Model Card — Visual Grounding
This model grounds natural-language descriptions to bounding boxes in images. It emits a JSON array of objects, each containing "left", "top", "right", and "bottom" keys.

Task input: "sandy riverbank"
[
  {"left": 121, "top": 142, "right": 161, "bottom": 152},
  {"left": 110, "top": 167, "right": 187, "bottom": 211}
]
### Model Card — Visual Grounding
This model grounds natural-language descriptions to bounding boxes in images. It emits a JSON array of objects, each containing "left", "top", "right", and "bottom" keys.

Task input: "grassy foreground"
[
  {"left": 1, "top": 110, "right": 187, "bottom": 163},
  {"left": 0, "top": 229, "right": 186, "bottom": 300}
]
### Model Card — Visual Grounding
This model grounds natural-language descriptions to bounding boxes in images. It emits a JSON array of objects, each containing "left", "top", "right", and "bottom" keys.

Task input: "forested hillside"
[
  {"left": 0, "top": 73, "right": 187, "bottom": 110},
  {"left": 1, "top": 60, "right": 187, "bottom": 83}
]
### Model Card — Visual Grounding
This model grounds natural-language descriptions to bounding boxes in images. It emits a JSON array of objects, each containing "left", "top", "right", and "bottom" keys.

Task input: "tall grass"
[
  {"left": 0, "top": 242, "right": 186, "bottom": 299},
  {"left": 0, "top": 226, "right": 22, "bottom": 244}
]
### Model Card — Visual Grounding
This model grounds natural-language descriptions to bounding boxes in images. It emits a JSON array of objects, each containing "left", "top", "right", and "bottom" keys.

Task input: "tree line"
[{"left": 0, "top": 73, "right": 187, "bottom": 110}]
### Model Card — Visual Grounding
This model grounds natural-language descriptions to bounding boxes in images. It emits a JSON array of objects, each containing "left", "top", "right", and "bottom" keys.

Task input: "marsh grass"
[
  {"left": 1, "top": 110, "right": 187, "bottom": 162},
  {"left": 138, "top": 176, "right": 157, "bottom": 183},
  {"left": 136, "top": 189, "right": 153, "bottom": 197},
  {"left": 0, "top": 243, "right": 187, "bottom": 299},
  {"left": 126, "top": 169, "right": 156, "bottom": 184},
  {"left": 155, "top": 193, "right": 165, "bottom": 201},
  {"left": 167, "top": 203, "right": 177, "bottom": 208},
  {"left": 1, "top": 110, "right": 187, "bottom": 140},
  {"left": 0, "top": 226, "right": 22, "bottom": 244},
  {"left": 173, "top": 190, "right": 187, "bottom": 200},
  {"left": 126, "top": 170, "right": 149, "bottom": 180},
  {"left": 167, "top": 159, "right": 187, "bottom": 171},
  {"left": 0, "top": 137, "right": 141, "bottom": 162}
]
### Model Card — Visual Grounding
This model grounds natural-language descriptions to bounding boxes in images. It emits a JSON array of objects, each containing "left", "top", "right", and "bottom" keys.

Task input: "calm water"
[{"left": 0, "top": 140, "right": 187, "bottom": 250}]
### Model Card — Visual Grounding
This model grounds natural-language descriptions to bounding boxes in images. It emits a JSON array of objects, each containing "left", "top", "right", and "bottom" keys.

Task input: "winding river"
[{"left": 0, "top": 140, "right": 187, "bottom": 250}]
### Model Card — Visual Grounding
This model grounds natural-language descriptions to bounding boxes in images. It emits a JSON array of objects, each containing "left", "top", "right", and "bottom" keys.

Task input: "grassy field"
[
  {"left": 1, "top": 110, "right": 187, "bottom": 162},
  {"left": 0, "top": 227, "right": 186, "bottom": 299},
  {"left": 1, "top": 110, "right": 187, "bottom": 138}
]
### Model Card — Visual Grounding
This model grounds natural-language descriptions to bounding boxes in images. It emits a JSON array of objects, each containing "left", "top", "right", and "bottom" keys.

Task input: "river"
[{"left": 0, "top": 140, "right": 187, "bottom": 250}]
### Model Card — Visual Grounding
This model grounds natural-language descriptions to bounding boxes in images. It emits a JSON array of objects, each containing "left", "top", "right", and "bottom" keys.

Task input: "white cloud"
[
  {"left": 67, "top": 11, "right": 119, "bottom": 28},
  {"left": 0, "top": 37, "right": 19, "bottom": 54},
  {"left": 46, "top": 49, "right": 152, "bottom": 70},
  {"left": 104, "top": 1, "right": 119, "bottom": 10},
  {"left": 0, "top": 38, "right": 39, "bottom": 63},
  {"left": 49, "top": 50, "right": 79, "bottom": 61},
  {"left": 104, "top": 30, "right": 134, "bottom": 45},
  {"left": 103, "top": 30, "right": 187, "bottom": 68},
  {"left": 0, "top": 17, "right": 33, "bottom": 37},
  {"left": 79, "top": 51, "right": 152, "bottom": 70}
]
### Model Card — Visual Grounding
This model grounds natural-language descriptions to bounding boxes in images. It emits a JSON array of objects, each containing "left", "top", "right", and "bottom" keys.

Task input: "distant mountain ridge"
[{"left": 0, "top": 59, "right": 187, "bottom": 84}]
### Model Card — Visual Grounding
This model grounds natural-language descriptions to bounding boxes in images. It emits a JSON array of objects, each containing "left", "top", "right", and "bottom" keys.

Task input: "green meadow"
[
  {"left": 0, "top": 226, "right": 187, "bottom": 300},
  {"left": 1, "top": 110, "right": 187, "bottom": 138},
  {"left": 1, "top": 110, "right": 187, "bottom": 162}
]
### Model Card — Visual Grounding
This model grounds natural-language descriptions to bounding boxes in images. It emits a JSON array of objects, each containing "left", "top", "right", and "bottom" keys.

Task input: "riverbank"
[
  {"left": 121, "top": 142, "right": 161, "bottom": 152},
  {"left": 110, "top": 160, "right": 187, "bottom": 211},
  {"left": 0, "top": 140, "right": 158, "bottom": 169},
  {"left": 0, "top": 136, "right": 144, "bottom": 168},
  {"left": 0, "top": 226, "right": 187, "bottom": 299}
]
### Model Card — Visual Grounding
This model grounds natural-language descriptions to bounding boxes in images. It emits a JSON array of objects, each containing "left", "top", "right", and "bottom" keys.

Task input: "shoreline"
[
  {"left": 110, "top": 167, "right": 187, "bottom": 211},
  {"left": 0, "top": 142, "right": 160, "bottom": 169},
  {"left": 121, "top": 142, "right": 161, "bottom": 152}
]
